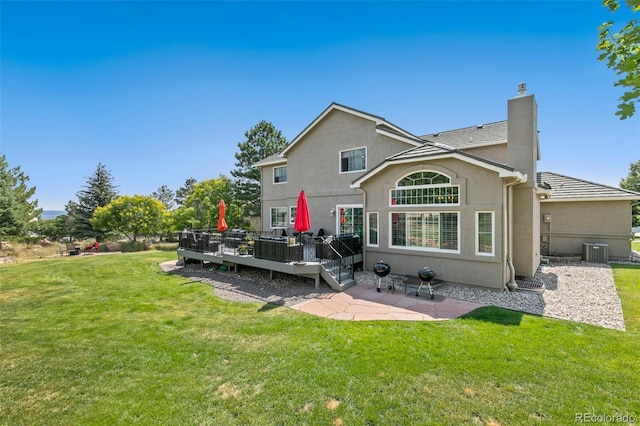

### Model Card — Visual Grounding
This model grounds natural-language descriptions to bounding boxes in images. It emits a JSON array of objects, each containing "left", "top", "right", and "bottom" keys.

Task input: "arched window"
[{"left": 390, "top": 171, "right": 459, "bottom": 206}]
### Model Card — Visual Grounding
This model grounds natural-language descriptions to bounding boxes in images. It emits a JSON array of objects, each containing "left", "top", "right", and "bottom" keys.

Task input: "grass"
[
  {"left": 633, "top": 237, "right": 639, "bottom": 252},
  {"left": 1, "top": 253, "right": 639, "bottom": 425}
]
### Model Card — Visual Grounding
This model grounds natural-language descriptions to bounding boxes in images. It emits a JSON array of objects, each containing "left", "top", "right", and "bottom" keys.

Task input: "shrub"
[
  {"left": 119, "top": 241, "right": 145, "bottom": 252},
  {"left": 105, "top": 241, "right": 121, "bottom": 252}
]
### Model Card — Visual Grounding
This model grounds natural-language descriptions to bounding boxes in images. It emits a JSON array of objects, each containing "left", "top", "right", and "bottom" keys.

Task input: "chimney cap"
[{"left": 518, "top": 83, "right": 527, "bottom": 96}]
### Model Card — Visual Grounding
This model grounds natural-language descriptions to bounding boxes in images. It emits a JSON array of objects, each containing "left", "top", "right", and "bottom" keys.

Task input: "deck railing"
[{"left": 178, "top": 229, "right": 362, "bottom": 283}]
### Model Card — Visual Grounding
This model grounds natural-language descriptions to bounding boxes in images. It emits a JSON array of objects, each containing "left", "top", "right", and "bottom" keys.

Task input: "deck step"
[{"left": 319, "top": 265, "right": 355, "bottom": 292}]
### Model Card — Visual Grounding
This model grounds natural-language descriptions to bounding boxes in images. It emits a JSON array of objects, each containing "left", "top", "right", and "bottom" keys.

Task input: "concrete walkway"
[{"left": 290, "top": 284, "right": 484, "bottom": 321}]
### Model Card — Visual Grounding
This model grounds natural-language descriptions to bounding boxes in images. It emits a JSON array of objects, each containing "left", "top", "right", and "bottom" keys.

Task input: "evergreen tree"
[
  {"left": 0, "top": 158, "right": 27, "bottom": 244},
  {"left": 231, "top": 120, "right": 288, "bottom": 218},
  {"left": 151, "top": 185, "right": 176, "bottom": 210},
  {"left": 65, "top": 163, "right": 118, "bottom": 240},
  {"left": 0, "top": 155, "right": 41, "bottom": 245},
  {"left": 175, "top": 177, "right": 197, "bottom": 207}
]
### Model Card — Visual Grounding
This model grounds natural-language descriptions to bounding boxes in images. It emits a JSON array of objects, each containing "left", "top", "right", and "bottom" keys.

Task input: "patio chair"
[{"left": 84, "top": 241, "right": 99, "bottom": 254}]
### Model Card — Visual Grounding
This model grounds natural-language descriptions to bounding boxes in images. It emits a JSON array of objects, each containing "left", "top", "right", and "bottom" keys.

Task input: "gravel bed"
[
  {"left": 357, "top": 262, "right": 626, "bottom": 331},
  {"left": 161, "top": 261, "right": 334, "bottom": 307},
  {"left": 162, "top": 261, "right": 627, "bottom": 331}
]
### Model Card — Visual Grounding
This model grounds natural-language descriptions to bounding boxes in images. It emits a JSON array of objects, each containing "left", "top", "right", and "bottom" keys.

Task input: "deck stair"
[{"left": 319, "top": 260, "right": 356, "bottom": 291}]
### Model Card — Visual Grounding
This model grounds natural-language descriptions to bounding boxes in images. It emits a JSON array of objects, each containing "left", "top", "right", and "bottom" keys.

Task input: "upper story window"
[
  {"left": 340, "top": 147, "right": 366, "bottom": 173},
  {"left": 390, "top": 171, "right": 459, "bottom": 206},
  {"left": 273, "top": 166, "right": 287, "bottom": 184}
]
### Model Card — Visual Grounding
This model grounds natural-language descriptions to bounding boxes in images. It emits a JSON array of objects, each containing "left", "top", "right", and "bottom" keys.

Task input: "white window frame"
[
  {"left": 289, "top": 206, "right": 297, "bottom": 225},
  {"left": 389, "top": 170, "right": 459, "bottom": 207},
  {"left": 389, "top": 211, "right": 460, "bottom": 254},
  {"left": 338, "top": 146, "right": 367, "bottom": 174},
  {"left": 336, "top": 204, "right": 363, "bottom": 236},
  {"left": 270, "top": 207, "right": 287, "bottom": 229},
  {"left": 273, "top": 166, "right": 287, "bottom": 184},
  {"left": 367, "top": 212, "right": 379, "bottom": 247},
  {"left": 475, "top": 211, "right": 495, "bottom": 256}
]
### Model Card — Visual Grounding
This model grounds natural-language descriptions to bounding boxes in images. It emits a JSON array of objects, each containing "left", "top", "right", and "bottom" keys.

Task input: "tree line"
[{"left": 0, "top": 120, "right": 288, "bottom": 247}]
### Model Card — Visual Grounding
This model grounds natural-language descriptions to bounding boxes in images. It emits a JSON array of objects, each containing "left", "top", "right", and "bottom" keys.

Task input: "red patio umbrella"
[
  {"left": 294, "top": 190, "right": 311, "bottom": 233},
  {"left": 217, "top": 199, "right": 228, "bottom": 232}
]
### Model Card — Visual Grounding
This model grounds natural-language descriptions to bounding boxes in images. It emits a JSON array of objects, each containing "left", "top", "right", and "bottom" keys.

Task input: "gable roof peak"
[{"left": 280, "top": 102, "right": 422, "bottom": 156}]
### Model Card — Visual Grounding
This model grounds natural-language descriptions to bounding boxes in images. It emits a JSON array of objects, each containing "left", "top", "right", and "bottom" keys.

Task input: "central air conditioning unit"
[{"left": 583, "top": 243, "right": 609, "bottom": 263}]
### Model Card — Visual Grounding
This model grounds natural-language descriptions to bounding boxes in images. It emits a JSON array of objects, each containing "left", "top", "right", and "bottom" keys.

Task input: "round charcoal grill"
[
  {"left": 373, "top": 261, "right": 391, "bottom": 293},
  {"left": 416, "top": 266, "right": 436, "bottom": 299}
]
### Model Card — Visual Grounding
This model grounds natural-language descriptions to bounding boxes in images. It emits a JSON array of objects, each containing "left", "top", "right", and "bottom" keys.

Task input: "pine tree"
[
  {"left": 231, "top": 120, "right": 288, "bottom": 218},
  {"left": 65, "top": 163, "right": 118, "bottom": 240},
  {"left": 0, "top": 155, "right": 41, "bottom": 245},
  {"left": 175, "top": 177, "right": 197, "bottom": 207},
  {"left": 151, "top": 185, "right": 176, "bottom": 210}
]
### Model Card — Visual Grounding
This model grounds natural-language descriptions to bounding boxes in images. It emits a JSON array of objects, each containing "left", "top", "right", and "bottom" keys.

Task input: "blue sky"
[{"left": 1, "top": 1, "right": 638, "bottom": 210}]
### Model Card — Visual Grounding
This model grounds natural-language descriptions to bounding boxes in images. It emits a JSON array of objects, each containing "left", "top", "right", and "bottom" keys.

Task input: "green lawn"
[
  {"left": 633, "top": 237, "right": 639, "bottom": 252},
  {"left": 1, "top": 253, "right": 639, "bottom": 425}
]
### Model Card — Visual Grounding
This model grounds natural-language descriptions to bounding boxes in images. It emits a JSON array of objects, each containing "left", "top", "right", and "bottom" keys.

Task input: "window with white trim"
[
  {"left": 289, "top": 206, "right": 297, "bottom": 225},
  {"left": 367, "top": 212, "right": 379, "bottom": 247},
  {"left": 339, "top": 147, "right": 366, "bottom": 173},
  {"left": 270, "top": 207, "right": 287, "bottom": 228},
  {"left": 273, "top": 166, "right": 287, "bottom": 183},
  {"left": 390, "top": 212, "right": 459, "bottom": 252},
  {"left": 390, "top": 171, "right": 459, "bottom": 206},
  {"left": 476, "top": 211, "right": 494, "bottom": 256}
]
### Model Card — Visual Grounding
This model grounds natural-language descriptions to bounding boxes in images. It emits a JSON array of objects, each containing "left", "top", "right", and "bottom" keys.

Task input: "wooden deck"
[{"left": 176, "top": 248, "right": 362, "bottom": 291}]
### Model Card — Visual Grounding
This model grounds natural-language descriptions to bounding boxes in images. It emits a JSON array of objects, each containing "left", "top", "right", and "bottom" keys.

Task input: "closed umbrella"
[
  {"left": 217, "top": 200, "right": 228, "bottom": 232},
  {"left": 294, "top": 190, "right": 311, "bottom": 233},
  {"left": 293, "top": 191, "right": 311, "bottom": 263}
]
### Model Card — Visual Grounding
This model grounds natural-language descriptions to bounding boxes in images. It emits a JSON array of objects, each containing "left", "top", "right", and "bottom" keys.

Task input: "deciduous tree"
[
  {"left": 597, "top": 0, "right": 640, "bottom": 119},
  {"left": 92, "top": 195, "right": 166, "bottom": 242},
  {"left": 620, "top": 160, "right": 640, "bottom": 226},
  {"left": 231, "top": 120, "right": 288, "bottom": 218},
  {"left": 170, "top": 175, "right": 248, "bottom": 231}
]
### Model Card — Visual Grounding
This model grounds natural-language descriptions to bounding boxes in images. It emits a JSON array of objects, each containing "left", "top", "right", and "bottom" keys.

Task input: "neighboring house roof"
[
  {"left": 420, "top": 121, "right": 508, "bottom": 148},
  {"left": 538, "top": 171, "right": 640, "bottom": 202},
  {"left": 280, "top": 102, "right": 423, "bottom": 156},
  {"left": 351, "top": 141, "right": 523, "bottom": 189}
]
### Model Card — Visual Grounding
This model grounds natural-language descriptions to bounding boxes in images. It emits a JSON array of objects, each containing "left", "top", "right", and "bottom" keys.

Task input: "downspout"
[
  {"left": 360, "top": 186, "right": 367, "bottom": 270},
  {"left": 504, "top": 174, "right": 526, "bottom": 291}
]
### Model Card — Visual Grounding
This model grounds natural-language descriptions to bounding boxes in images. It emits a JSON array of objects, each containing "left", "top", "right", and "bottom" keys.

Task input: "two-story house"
[{"left": 256, "top": 85, "right": 639, "bottom": 290}]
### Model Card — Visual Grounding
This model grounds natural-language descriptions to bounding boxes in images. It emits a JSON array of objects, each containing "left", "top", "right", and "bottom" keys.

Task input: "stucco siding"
[
  {"left": 511, "top": 184, "right": 540, "bottom": 277},
  {"left": 458, "top": 143, "right": 508, "bottom": 165},
  {"left": 540, "top": 200, "right": 633, "bottom": 259},
  {"left": 284, "top": 110, "right": 410, "bottom": 196},
  {"left": 260, "top": 109, "right": 415, "bottom": 234},
  {"left": 360, "top": 159, "right": 506, "bottom": 289}
]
